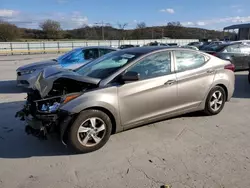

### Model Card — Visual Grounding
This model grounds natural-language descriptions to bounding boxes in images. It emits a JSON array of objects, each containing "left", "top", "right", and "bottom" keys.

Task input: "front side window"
[
  {"left": 175, "top": 51, "right": 206, "bottom": 72},
  {"left": 127, "top": 51, "right": 171, "bottom": 80},
  {"left": 60, "top": 49, "right": 84, "bottom": 64}
]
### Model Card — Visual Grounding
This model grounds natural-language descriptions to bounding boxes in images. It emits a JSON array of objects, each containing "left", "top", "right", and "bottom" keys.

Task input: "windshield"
[
  {"left": 56, "top": 48, "right": 81, "bottom": 61},
  {"left": 76, "top": 51, "right": 142, "bottom": 79}
]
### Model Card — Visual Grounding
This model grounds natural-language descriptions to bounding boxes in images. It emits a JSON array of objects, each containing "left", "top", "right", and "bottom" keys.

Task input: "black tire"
[
  {"left": 204, "top": 86, "right": 226, "bottom": 116},
  {"left": 69, "top": 109, "right": 112, "bottom": 153},
  {"left": 248, "top": 72, "right": 250, "bottom": 84}
]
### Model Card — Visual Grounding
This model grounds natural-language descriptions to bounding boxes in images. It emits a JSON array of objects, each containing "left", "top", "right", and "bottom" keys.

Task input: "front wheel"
[
  {"left": 204, "top": 86, "right": 226, "bottom": 116},
  {"left": 248, "top": 71, "right": 250, "bottom": 84},
  {"left": 69, "top": 109, "right": 112, "bottom": 153}
]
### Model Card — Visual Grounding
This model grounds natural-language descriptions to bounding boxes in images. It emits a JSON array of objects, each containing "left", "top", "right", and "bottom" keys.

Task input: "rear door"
[{"left": 173, "top": 50, "right": 215, "bottom": 110}]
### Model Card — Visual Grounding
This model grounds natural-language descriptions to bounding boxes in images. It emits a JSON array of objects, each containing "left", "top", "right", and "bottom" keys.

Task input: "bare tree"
[
  {"left": 117, "top": 22, "right": 128, "bottom": 40},
  {"left": 135, "top": 22, "right": 146, "bottom": 39},
  {"left": 136, "top": 22, "right": 146, "bottom": 29},
  {"left": 39, "top": 19, "right": 62, "bottom": 39},
  {"left": 0, "top": 20, "right": 20, "bottom": 42}
]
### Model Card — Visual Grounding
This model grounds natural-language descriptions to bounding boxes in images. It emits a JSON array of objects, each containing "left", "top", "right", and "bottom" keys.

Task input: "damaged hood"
[
  {"left": 16, "top": 60, "right": 59, "bottom": 71},
  {"left": 33, "top": 66, "right": 101, "bottom": 98}
]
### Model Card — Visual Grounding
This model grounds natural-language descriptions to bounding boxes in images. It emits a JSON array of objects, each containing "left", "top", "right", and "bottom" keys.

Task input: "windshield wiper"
[{"left": 52, "top": 59, "right": 58, "bottom": 62}]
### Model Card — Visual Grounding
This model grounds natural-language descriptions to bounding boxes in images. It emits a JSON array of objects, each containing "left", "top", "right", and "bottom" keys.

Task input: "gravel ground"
[{"left": 0, "top": 54, "right": 250, "bottom": 188}]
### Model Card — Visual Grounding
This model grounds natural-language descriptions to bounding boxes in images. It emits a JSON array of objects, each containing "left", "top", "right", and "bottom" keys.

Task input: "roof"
[
  {"left": 224, "top": 23, "right": 250, "bottom": 30},
  {"left": 121, "top": 46, "right": 170, "bottom": 54},
  {"left": 75, "top": 46, "right": 117, "bottom": 50}
]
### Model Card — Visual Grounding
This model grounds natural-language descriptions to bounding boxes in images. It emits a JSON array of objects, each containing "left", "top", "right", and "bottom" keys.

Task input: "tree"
[
  {"left": 136, "top": 22, "right": 146, "bottom": 29},
  {"left": 134, "top": 22, "right": 147, "bottom": 39},
  {"left": 117, "top": 22, "right": 128, "bottom": 40},
  {"left": 39, "top": 19, "right": 62, "bottom": 39},
  {"left": 0, "top": 21, "right": 20, "bottom": 42}
]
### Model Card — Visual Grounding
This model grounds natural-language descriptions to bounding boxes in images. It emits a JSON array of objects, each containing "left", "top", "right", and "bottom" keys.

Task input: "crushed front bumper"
[{"left": 17, "top": 106, "right": 76, "bottom": 144}]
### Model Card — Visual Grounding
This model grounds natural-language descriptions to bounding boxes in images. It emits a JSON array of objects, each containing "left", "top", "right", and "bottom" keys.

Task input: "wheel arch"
[{"left": 61, "top": 105, "right": 120, "bottom": 144}]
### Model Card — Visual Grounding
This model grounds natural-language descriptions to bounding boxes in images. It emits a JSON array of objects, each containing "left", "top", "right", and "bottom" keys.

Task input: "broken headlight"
[{"left": 38, "top": 93, "right": 81, "bottom": 113}]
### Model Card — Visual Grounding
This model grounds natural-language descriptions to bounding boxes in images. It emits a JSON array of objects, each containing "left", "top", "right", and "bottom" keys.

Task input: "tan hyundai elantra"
[{"left": 17, "top": 46, "right": 235, "bottom": 153}]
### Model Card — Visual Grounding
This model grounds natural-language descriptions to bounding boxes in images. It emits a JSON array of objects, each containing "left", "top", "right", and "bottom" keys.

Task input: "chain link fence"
[{"left": 0, "top": 39, "right": 198, "bottom": 55}]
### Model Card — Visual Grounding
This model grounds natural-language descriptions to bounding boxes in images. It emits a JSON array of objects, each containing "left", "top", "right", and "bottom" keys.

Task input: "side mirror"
[{"left": 121, "top": 71, "right": 140, "bottom": 82}]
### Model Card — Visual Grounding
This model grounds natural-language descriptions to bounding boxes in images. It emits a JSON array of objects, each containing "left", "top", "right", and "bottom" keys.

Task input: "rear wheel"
[
  {"left": 69, "top": 109, "right": 112, "bottom": 153},
  {"left": 204, "top": 86, "right": 226, "bottom": 115}
]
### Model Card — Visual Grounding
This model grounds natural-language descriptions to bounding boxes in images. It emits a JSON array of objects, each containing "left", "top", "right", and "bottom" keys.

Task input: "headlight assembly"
[{"left": 21, "top": 69, "right": 36, "bottom": 75}]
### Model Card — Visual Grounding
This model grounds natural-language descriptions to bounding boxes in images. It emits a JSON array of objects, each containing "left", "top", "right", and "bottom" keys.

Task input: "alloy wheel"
[
  {"left": 209, "top": 91, "right": 223, "bottom": 112},
  {"left": 77, "top": 117, "right": 106, "bottom": 147}
]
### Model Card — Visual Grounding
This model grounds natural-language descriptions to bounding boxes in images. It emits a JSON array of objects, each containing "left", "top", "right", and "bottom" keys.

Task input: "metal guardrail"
[{"left": 0, "top": 39, "right": 198, "bottom": 55}]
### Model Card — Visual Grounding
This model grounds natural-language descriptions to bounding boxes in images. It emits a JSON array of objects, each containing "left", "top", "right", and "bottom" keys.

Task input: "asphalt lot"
[{"left": 0, "top": 54, "right": 250, "bottom": 188}]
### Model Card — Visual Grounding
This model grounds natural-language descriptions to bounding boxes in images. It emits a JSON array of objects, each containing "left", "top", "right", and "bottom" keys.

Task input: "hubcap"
[
  {"left": 210, "top": 91, "right": 223, "bottom": 111},
  {"left": 77, "top": 117, "right": 106, "bottom": 147}
]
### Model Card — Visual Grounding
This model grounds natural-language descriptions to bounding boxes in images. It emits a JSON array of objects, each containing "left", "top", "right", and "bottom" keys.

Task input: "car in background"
[
  {"left": 187, "top": 41, "right": 204, "bottom": 48},
  {"left": 167, "top": 43, "right": 178, "bottom": 46},
  {"left": 200, "top": 41, "right": 226, "bottom": 50},
  {"left": 145, "top": 41, "right": 169, "bottom": 46},
  {"left": 16, "top": 46, "right": 117, "bottom": 88},
  {"left": 119, "top": 44, "right": 139, "bottom": 49},
  {"left": 181, "top": 45, "right": 199, "bottom": 50},
  {"left": 230, "top": 40, "right": 250, "bottom": 46},
  {"left": 201, "top": 43, "right": 250, "bottom": 71},
  {"left": 16, "top": 46, "right": 235, "bottom": 153}
]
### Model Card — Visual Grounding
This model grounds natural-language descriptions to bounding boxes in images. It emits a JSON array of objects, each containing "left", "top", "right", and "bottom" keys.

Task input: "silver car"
[
  {"left": 16, "top": 46, "right": 117, "bottom": 88},
  {"left": 16, "top": 47, "right": 235, "bottom": 153}
]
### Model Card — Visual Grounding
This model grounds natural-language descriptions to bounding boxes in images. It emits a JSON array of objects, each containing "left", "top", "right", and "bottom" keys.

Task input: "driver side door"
[{"left": 117, "top": 51, "right": 178, "bottom": 128}]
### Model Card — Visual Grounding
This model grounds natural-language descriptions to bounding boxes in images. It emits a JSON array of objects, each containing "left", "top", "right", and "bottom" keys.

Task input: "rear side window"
[
  {"left": 83, "top": 49, "right": 99, "bottom": 60},
  {"left": 175, "top": 51, "right": 206, "bottom": 72},
  {"left": 223, "top": 44, "right": 241, "bottom": 53},
  {"left": 240, "top": 45, "right": 250, "bottom": 53},
  {"left": 99, "top": 49, "right": 115, "bottom": 56}
]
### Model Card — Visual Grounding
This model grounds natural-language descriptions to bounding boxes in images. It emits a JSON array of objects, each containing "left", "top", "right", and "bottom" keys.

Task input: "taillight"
[
  {"left": 224, "top": 64, "right": 235, "bottom": 72},
  {"left": 210, "top": 52, "right": 217, "bottom": 56}
]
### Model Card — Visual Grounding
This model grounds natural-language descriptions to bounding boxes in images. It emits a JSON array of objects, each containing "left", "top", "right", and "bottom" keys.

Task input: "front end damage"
[{"left": 15, "top": 67, "right": 100, "bottom": 144}]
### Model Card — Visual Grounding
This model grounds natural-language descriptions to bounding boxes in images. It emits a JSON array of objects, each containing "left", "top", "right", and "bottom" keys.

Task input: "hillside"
[{"left": 19, "top": 25, "right": 232, "bottom": 41}]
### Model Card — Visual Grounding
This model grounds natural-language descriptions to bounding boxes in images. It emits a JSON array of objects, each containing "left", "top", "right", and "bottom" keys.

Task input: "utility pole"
[
  {"left": 161, "top": 28, "right": 164, "bottom": 38},
  {"left": 94, "top": 21, "right": 109, "bottom": 40}
]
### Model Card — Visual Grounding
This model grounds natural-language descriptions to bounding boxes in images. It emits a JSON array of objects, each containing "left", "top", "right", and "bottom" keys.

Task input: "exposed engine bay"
[{"left": 15, "top": 67, "right": 100, "bottom": 142}]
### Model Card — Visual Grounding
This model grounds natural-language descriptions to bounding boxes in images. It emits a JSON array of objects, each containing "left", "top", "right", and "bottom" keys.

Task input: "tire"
[
  {"left": 69, "top": 109, "right": 112, "bottom": 153},
  {"left": 248, "top": 72, "right": 250, "bottom": 84},
  {"left": 204, "top": 86, "right": 226, "bottom": 116}
]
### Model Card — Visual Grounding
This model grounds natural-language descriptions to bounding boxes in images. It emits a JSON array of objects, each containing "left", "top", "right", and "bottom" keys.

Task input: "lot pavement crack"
[{"left": 126, "top": 157, "right": 165, "bottom": 187}]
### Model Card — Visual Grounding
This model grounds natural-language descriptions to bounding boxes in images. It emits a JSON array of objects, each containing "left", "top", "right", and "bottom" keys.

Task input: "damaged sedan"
[{"left": 16, "top": 46, "right": 235, "bottom": 153}]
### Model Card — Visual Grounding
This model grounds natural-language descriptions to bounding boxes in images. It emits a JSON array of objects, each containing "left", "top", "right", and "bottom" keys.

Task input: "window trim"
[
  {"left": 173, "top": 50, "right": 210, "bottom": 73},
  {"left": 123, "top": 50, "right": 174, "bottom": 82},
  {"left": 101, "top": 49, "right": 175, "bottom": 86}
]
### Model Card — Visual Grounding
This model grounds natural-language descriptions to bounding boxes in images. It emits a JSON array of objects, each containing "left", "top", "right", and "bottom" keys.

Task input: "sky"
[{"left": 1, "top": 0, "right": 250, "bottom": 30}]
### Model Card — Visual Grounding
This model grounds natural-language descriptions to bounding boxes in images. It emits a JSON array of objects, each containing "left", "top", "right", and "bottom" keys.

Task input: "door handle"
[
  {"left": 207, "top": 69, "right": 215, "bottom": 74},
  {"left": 164, "top": 80, "right": 176, "bottom": 85}
]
